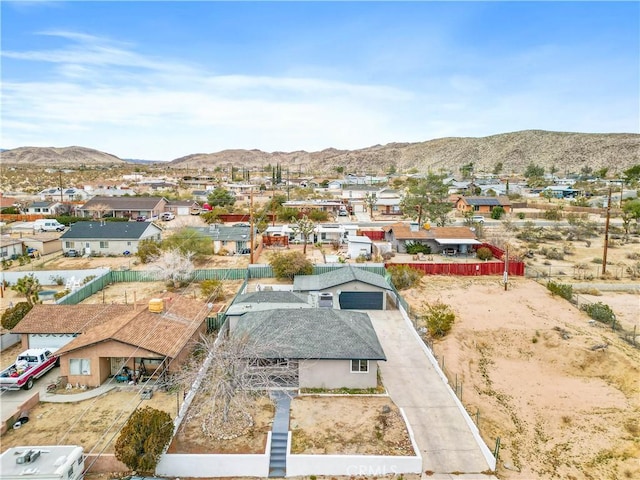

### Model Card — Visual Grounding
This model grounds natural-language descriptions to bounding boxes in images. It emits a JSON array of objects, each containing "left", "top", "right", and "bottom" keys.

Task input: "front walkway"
[{"left": 367, "top": 310, "right": 495, "bottom": 476}]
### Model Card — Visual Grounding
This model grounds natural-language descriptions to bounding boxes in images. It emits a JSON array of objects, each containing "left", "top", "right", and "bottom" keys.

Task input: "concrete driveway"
[
  {"left": 0, "top": 367, "right": 60, "bottom": 427},
  {"left": 367, "top": 310, "right": 495, "bottom": 476}
]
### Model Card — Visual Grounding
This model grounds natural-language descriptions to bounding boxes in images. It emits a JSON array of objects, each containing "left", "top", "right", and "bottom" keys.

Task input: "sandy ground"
[
  {"left": 402, "top": 276, "right": 640, "bottom": 480},
  {"left": 0, "top": 388, "right": 179, "bottom": 454},
  {"left": 290, "top": 395, "right": 415, "bottom": 456}
]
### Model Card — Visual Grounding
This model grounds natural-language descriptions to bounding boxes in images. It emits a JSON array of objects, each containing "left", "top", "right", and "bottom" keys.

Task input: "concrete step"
[{"left": 268, "top": 468, "right": 286, "bottom": 478}]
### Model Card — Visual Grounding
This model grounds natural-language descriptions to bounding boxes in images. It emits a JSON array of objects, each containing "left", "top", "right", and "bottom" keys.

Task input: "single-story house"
[
  {"left": 225, "top": 291, "right": 312, "bottom": 332},
  {"left": 347, "top": 235, "right": 373, "bottom": 259},
  {"left": 12, "top": 304, "right": 136, "bottom": 351},
  {"left": 24, "top": 201, "right": 64, "bottom": 216},
  {"left": 191, "top": 190, "right": 212, "bottom": 202},
  {"left": 383, "top": 222, "right": 480, "bottom": 255},
  {"left": 428, "top": 227, "right": 482, "bottom": 256},
  {"left": 0, "top": 236, "right": 24, "bottom": 260},
  {"left": 455, "top": 196, "right": 513, "bottom": 214},
  {"left": 194, "top": 224, "right": 254, "bottom": 254},
  {"left": 293, "top": 265, "right": 391, "bottom": 310},
  {"left": 234, "top": 308, "right": 386, "bottom": 389},
  {"left": 165, "top": 200, "right": 200, "bottom": 217},
  {"left": 51, "top": 296, "right": 209, "bottom": 387},
  {"left": 77, "top": 196, "right": 167, "bottom": 220},
  {"left": 60, "top": 221, "right": 162, "bottom": 256},
  {"left": 383, "top": 222, "right": 432, "bottom": 254},
  {"left": 39, "top": 187, "right": 90, "bottom": 202}
]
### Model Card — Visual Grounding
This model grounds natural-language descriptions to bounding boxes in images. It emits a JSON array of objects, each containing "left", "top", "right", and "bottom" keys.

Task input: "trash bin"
[{"left": 140, "top": 389, "right": 153, "bottom": 400}]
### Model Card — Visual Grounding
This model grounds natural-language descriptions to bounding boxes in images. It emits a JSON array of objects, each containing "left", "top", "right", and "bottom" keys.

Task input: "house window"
[
  {"left": 0, "top": 248, "right": 7, "bottom": 258},
  {"left": 127, "top": 241, "right": 131, "bottom": 246},
  {"left": 65, "top": 241, "right": 73, "bottom": 248},
  {"left": 99, "top": 241, "right": 109, "bottom": 249},
  {"left": 351, "top": 359, "right": 369, "bottom": 373},
  {"left": 69, "top": 358, "right": 91, "bottom": 375}
]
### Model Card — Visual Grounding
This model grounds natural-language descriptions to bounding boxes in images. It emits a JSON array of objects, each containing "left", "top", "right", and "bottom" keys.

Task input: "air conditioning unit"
[
  {"left": 16, "top": 449, "right": 40, "bottom": 465},
  {"left": 318, "top": 292, "right": 334, "bottom": 308}
]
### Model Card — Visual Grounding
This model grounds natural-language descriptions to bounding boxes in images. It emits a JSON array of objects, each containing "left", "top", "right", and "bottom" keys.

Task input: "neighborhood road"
[{"left": 367, "top": 310, "right": 494, "bottom": 476}]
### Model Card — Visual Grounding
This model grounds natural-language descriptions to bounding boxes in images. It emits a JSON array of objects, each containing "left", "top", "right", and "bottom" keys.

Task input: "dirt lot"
[
  {"left": 402, "top": 275, "right": 639, "bottom": 480},
  {"left": 0, "top": 388, "right": 179, "bottom": 454},
  {"left": 290, "top": 395, "right": 415, "bottom": 456}
]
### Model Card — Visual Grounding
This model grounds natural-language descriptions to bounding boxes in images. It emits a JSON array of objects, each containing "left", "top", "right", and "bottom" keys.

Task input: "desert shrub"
[
  {"left": 1, "top": 302, "right": 32, "bottom": 330},
  {"left": 475, "top": 247, "right": 493, "bottom": 261},
  {"left": 387, "top": 264, "right": 424, "bottom": 290},
  {"left": 626, "top": 262, "right": 640, "bottom": 279},
  {"left": 540, "top": 247, "right": 564, "bottom": 260},
  {"left": 591, "top": 257, "right": 603, "bottom": 264},
  {"left": 54, "top": 290, "right": 70, "bottom": 300},
  {"left": 517, "top": 212, "right": 526, "bottom": 220},
  {"left": 307, "top": 209, "right": 329, "bottom": 222},
  {"left": 382, "top": 251, "right": 395, "bottom": 261},
  {"left": 1, "top": 259, "right": 13, "bottom": 270},
  {"left": 562, "top": 243, "right": 575, "bottom": 255},
  {"left": 200, "top": 279, "right": 224, "bottom": 302},
  {"left": 405, "top": 242, "right": 431, "bottom": 255},
  {"left": 546, "top": 281, "right": 573, "bottom": 301},
  {"left": 136, "top": 239, "right": 161, "bottom": 264},
  {"left": 422, "top": 301, "right": 455, "bottom": 338},
  {"left": 491, "top": 206, "right": 505, "bottom": 220},
  {"left": 114, "top": 406, "right": 173, "bottom": 473},
  {"left": 543, "top": 208, "right": 562, "bottom": 221},
  {"left": 626, "top": 252, "right": 640, "bottom": 260},
  {"left": 82, "top": 275, "right": 96, "bottom": 284},
  {"left": 355, "top": 254, "right": 367, "bottom": 263},
  {"left": 50, "top": 275, "right": 65, "bottom": 286},
  {"left": 269, "top": 251, "right": 313, "bottom": 280},
  {"left": 581, "top": 302, "right": 616, "bottom": 326}
]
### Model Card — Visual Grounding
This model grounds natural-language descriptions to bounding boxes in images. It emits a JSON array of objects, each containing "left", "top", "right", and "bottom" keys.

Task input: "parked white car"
[{"left": 161, "top": 212, "right": 175, "bottom": 221}]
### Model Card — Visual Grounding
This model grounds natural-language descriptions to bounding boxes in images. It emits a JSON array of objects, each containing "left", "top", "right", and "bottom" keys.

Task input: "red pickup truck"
[{"left": 0, "top": 349, "right": 59, "bottom": 391}]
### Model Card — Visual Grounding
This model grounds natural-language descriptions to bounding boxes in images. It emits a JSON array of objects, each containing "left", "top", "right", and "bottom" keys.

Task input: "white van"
[{"left": 33, "top": 219, "right": 65, "bottom": 232}]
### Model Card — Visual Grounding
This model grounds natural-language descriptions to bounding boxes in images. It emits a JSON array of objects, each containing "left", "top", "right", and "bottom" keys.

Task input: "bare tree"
[
  {"left": 170, "top": 326, "right": 300, "bottom": 439},
  {"left": 364, "top": 192, "right": 377, "bottom": 218},
  {"left": 85, "top": 202, "right": 112, "bottom": 220},
  {"left": 147, "top": 248, "right": 195, "bottom": 287},
  {"left": 291, "top": 214, "right": 316, "bottom": 254}
]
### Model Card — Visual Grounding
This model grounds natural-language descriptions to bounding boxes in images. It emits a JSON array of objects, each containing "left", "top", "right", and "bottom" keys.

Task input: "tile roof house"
[
  {"left": 59, "top": 221, "right": 162, "bottom": 256},
  {"left": 12, "top": 304, "right": 136, "bottom": 351},
  {"left": 51, "top": 295, "right": 209, "bottom": 387},
  {"left": 77, "top": 196, "right": 167, "bottom": 220},
  {"left": 293, "top": 265, "right": 391, "bottom": 310},
  {"left": 234, "top": 308, "right": 386, "bottom": 389}
]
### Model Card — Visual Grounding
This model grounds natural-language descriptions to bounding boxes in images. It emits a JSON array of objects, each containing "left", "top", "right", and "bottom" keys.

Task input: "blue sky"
[{"left": 1, "top": 1, "right": 638, "bottom": 161}]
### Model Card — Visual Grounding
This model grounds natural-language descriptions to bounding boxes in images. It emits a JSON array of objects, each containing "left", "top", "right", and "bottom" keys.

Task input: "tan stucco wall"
[
  {"left": 299, "top": 359, "right": 377, "bottom": 389},
  {"left": 60, "top": 341, "right": 159, "bottom": 387}
]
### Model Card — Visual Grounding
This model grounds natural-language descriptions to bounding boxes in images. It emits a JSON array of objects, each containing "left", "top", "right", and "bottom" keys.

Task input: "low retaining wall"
[
  {"left": 1, "top": 268, "right": 109, "bottom": 286},
  {"left": 1, "top": 392, "right": 39, "bottom": 436},
  {"left": 1, "top": 332, "right": 20, "bottom": 351},
  {"left": 155, "top": 433, "right": 271, "bottom": 477},
  {"left": 286, "top": 408, "right": 422, "bottom": 476}
]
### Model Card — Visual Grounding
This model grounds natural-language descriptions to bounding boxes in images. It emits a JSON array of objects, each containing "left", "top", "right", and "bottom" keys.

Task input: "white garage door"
[
  {"left": 177, "top": 207, "right": 190, "bottom": 216},
  {"left": 28, "top": 334, "right": 76, "bottom": 350}
]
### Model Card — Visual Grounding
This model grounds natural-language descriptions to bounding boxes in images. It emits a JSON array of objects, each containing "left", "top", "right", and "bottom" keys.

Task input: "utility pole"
[
  {"left": 503, "top": 244, "right": 509, "bottom": 291},
  {"left": 59, "top": 171, "right": 64, "bottom": 203},
  {"left": 602, "top": 187, "right": 612, "bottom": 275},
  {"left": 249, "top": 189, "right": 255, "bottom": 265}
]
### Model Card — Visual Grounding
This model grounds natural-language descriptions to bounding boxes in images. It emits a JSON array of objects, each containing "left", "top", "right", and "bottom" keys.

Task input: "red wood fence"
[
  {"left": 387, "top": 261, "right": 525, "bottom": 276},
  {"left": 360, "top": 230, "right": 385, "bottom": 241}
]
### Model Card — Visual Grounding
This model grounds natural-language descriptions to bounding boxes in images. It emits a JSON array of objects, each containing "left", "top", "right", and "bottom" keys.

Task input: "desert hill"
[
  {"left": 169, "top": 130, "right": 639, "bottom": 176},
  {"left": 0, "top": 146, "right": 126, "bottom": 166},
  {"left": 2, "top": 130, "right": 638, "bottom": 175}
]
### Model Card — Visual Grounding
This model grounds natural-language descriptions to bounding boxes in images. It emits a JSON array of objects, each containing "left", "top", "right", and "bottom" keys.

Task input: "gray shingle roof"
[
  {"left": 235, "top": 309, "right": 386, "bottom": 360},
  {"left": 60, "top": 221, "right": 161, "bottom": 240},
  {"left": 293, "top": 265, "right": 390, "bottom": 292},
  {"left": 80, "top": 196, "right": 165, "bottom": 210},
  {"left": 234, "top": 291, "right": 309, "bottom": 305},
  {"left": 194, "top": 225, "right": 254, "bottom": 241}
]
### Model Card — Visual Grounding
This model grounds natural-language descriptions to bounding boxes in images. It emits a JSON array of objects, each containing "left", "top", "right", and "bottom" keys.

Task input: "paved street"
[{"left": 367, "top": 310, "right": 495, "bottom": 476}]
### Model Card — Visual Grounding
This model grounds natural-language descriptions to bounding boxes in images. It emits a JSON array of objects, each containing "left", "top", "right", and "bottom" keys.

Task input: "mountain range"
[{"left": 2, "top": 130, "right": 638, "bottom": 176}]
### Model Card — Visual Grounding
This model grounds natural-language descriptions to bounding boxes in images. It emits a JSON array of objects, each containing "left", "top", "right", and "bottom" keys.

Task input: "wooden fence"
[{"left": 388, "top": 261, "right": 525, "bottom": 276}]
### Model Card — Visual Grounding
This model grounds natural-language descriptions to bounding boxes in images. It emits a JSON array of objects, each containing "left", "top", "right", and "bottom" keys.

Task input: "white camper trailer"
[{"left": 0, "top": 445, "right": 84, "bottom": 480}]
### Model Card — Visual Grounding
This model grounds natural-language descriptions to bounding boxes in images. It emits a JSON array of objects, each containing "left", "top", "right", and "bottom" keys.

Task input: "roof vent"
[
  {"left": 16, "top": 449, "right": 41, "bottom": 465},
  {"left": 148, "top": 298, "right": 164, "bottom": 313}
]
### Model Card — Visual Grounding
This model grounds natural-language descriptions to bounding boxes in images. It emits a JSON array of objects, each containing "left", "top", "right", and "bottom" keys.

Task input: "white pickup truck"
[{"left": 0, "top": 349, "right": 59, "bottom": 391}]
